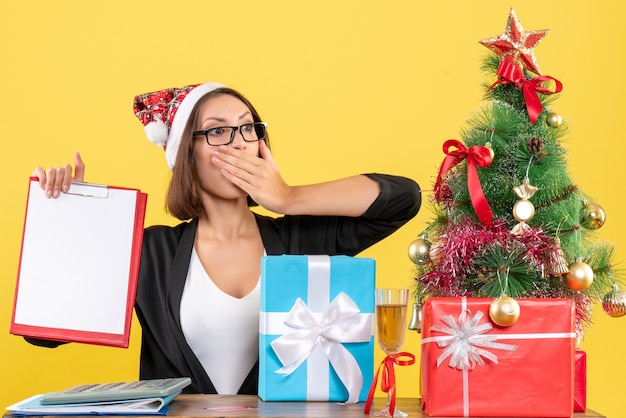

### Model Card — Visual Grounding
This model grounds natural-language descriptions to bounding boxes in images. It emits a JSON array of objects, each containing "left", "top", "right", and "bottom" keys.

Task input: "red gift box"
[
  {"left": 574, "top": 349, "right": 587, "bottom": 412},
  {"left": 421, "top": 297, "right": 575, "bottom": 417}
]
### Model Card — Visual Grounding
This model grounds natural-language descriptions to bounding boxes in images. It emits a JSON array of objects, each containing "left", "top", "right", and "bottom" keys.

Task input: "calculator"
[{"left": 39, "top": 377, "right": 192, "bottom": 405}]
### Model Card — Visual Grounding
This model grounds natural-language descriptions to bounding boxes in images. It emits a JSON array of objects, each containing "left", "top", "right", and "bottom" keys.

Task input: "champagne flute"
[{"left": 373, "top": 288, "right": 409, "bottom": 417}]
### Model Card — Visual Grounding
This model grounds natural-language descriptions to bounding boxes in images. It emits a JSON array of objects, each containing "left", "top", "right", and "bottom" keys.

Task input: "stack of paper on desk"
[
  {"left": 5, "top": 377, "right": 191, "bottom": 416},
  {"left": 5, "top": 392, "right": 179, "bottom": 416}
]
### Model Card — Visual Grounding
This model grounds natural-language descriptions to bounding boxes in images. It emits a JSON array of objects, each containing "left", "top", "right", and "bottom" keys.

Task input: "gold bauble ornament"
[
  {"left": 489, "top": 296, "right": 521, "bottom": 327},
  {"left": 408, "top": 237, "right": 431, "bottom": 264},
  {"left": 565, "top": 260, "right": 594, "bottom": 291},
  {"left": 546, "top": 111, "right": 563, "bottom": 128},
  {"left": 429, "top": 240, "right": 444, "bottom": 265},
  {"left": 485, "top": 142, "right": 495, "bottom": 161},
  {"left": 602, "top": 284, "right": 626, "bottom": 318},
  {"left": 512, "top": 199, "right": 535, "bottom": 222},
  {"left": 580, "top": 202, "right": 606, "bottom": 230}
]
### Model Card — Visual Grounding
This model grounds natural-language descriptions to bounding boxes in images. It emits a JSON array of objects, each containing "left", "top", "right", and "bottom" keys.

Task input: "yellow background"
[{"left": 1, "top": 1, "right": 625, "bottom": 416}]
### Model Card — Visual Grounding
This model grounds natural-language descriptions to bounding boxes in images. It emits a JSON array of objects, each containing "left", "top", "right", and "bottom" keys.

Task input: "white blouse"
[{"left": 180, "top": 248, "right": 260, "bottom": 394}]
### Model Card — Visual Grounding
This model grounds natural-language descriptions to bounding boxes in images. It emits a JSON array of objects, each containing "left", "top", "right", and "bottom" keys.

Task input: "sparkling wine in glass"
[{"left": 373, "top": 288, "right": 409, "bottom": 417}]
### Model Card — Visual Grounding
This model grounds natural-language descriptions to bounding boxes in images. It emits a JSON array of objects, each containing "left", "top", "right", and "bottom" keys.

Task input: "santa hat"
[{"left": 133, "top": 82, "right": 225, "bottom": 169}]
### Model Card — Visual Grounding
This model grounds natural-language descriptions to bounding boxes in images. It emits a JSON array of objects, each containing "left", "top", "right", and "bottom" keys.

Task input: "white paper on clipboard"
[{"left": 10, "top": 178, "right": 147, "bottom": 347}]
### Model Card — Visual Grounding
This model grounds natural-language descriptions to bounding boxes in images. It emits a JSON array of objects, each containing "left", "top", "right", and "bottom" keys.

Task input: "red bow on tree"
[
  {"left": 434, "top": 140, "right": 494, "bottom": 226},
  {"left": 491, "top": 60, "right": 563, "bottom": 125}
]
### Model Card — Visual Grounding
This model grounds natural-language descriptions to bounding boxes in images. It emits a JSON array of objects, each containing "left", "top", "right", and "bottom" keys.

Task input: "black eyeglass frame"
[{"left": 192, "top": 122, "right": 268, "bottom": 146}]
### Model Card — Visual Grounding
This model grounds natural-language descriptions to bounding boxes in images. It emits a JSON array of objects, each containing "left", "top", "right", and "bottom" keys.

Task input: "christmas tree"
[{"left": 409, "top": 8, "right": 626, "bottom": 340}]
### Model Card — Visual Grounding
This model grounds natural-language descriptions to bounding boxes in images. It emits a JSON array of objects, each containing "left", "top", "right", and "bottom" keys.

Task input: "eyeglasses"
[{"left": 193, "top": 122, "right": 268, "bottom": 146}]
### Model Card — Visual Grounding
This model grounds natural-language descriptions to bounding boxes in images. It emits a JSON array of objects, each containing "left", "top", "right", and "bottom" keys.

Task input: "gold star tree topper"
[{"left": 479, "top": 8, "right": 549, "bottom": 75}]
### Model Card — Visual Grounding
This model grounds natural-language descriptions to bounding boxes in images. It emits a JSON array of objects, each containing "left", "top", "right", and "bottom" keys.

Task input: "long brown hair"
[{"left": 166, "top": 87, "right": 270, "bottom": 220}]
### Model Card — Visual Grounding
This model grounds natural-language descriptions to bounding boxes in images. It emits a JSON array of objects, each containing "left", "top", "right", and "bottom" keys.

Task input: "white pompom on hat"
[{"left": 133, "top": 82, "right": 225, "bottom": 170}]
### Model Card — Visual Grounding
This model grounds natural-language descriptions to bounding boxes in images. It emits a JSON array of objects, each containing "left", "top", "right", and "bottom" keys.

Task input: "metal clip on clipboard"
[{"left": 66, "top": 182, "right": 110, "bottom": 199}]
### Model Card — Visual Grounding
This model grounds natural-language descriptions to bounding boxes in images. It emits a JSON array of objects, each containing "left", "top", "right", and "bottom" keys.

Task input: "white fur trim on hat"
[
  {"left": 165, "top": 82, "right": 225, "bottom": 170},
  {"left": 144, "top": 118, "right": 169, "bottom": 147}
]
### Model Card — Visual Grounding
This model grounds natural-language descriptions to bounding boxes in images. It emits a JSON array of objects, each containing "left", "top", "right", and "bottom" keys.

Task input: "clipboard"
[{"left": 10, "top": 178, "right": 148, "bottom": 348}]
